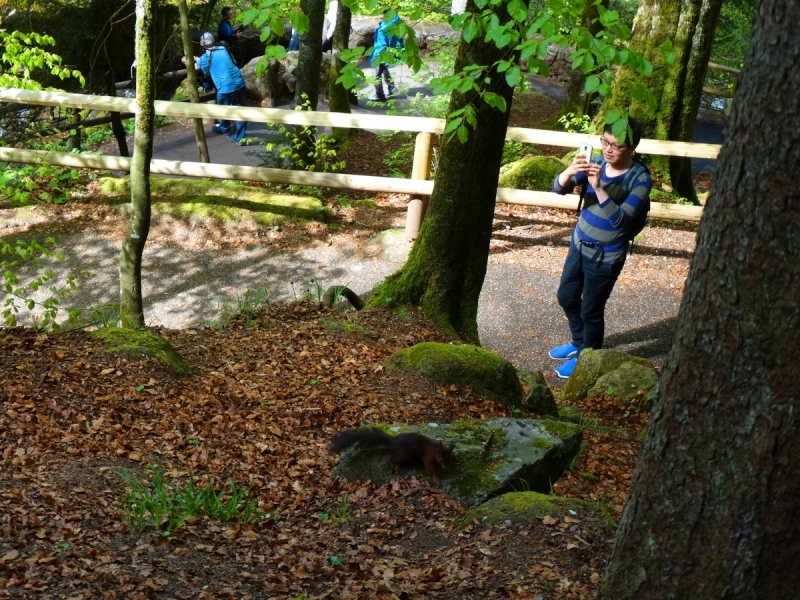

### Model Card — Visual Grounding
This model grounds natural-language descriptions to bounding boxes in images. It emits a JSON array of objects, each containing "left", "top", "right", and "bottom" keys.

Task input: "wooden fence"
[{"left": 0, "top": 88, "right": 716, "bottom": 233}]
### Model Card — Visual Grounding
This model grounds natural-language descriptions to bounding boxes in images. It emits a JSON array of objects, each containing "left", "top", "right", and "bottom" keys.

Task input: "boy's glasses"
[{"left": 599, "top": 137, "right": 629, "bottom": 151}]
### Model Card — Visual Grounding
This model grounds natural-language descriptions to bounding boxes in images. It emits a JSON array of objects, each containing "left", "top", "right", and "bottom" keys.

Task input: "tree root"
[{"left": 322, "top": 286, "right": 364, "bottom": 311}]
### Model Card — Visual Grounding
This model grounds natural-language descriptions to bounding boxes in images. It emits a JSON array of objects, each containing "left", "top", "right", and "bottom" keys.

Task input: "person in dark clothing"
[
  {"left": 548, "top": 117, "right": 653, "bottom": 379},
  {"left": 217, "top": 6, "right": 244, "bottom": 46},
  {"left": 183, "top": 32, "right": 248, "bottom": 144}
]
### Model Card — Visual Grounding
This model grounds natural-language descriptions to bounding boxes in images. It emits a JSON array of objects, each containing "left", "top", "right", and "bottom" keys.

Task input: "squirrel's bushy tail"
[{"left": 329, "top": 427, "right": 393, "bottom": 453}]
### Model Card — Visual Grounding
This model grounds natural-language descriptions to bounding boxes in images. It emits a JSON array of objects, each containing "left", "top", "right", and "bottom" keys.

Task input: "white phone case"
[{"left": 579, "top": 143, "right": 593, "bottom": 164}]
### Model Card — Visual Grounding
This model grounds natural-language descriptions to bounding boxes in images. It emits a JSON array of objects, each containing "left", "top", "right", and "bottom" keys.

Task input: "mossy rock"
[
  {"left": 456, "top": 491, "right": 615, "bottom": 530},
  {"left": 331, "top": 418, "right": 582, "bottom": 508},
  {"left": 98, "top": 176, "right": 328, "bottom": 225},
  {"left": 517, "top": 369, "right": 558, "bottom": 417},
  {"left": 319, "top": 317, "right": 371, "bottom": 336},
  {"left": 562, "top": 349, "right": 653, "bottom": 402},
  {"left": 498, "top": 155, "right": 566, "bottom": 191},
  {"left": 384, "top": 342, "right": 523, "bottom": 408},
  {"left": 558, "top": 404, "right": 584, "bottom": 424},
  {"left": 587, "top": 361, "right": 659, "bottom": 409},
  {"left": 92, "top": 328, "right": 191, "bottom": 375}
]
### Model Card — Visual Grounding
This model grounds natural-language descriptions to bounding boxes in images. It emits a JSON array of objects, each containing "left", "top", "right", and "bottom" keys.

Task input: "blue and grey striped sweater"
[{"left": 553, "top": 162, "right": 653, "bottom": 264}]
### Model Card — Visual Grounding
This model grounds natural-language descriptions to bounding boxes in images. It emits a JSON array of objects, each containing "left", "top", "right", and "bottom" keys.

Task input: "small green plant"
[
  {"left": 1, "top": 236, "right": 83, "bottom": 330},
  {"left": 115, "top": 462, "right": 265, "bottom": 536},
  {"left": 578, "top": 414, "right": 600, "bottom": 428},
  {"left": 262, "top": 95, "right": 346, "bottom": 175},
  {"left": 509, "top": 478, "right": 531, "bottom": 492},
  {"left": 332, "top": 494, "right": 351, "bottom": 525},
  {"left": 208, "top": 286, "right": 270, "bottom": 329},
  {"left": 501, "top": 140, "right": 532, "bottom": 165},
  {"left": 332, "top": 194, "right": 351, "bottom": 209},
  {"left": 0, "top": 160, "right": 84, "bottom": 206},
  {"left": 329, "top": 555, "right": 342, "bottom": 566},
  {"left": 580, "top": 471, "right": 599, "bottom": 481},
  {"left": 558, "top": 112, "right": 593, "bottom": 134},
  {"left": 570, "top": 441, "right": 588, "bottom": 470}
]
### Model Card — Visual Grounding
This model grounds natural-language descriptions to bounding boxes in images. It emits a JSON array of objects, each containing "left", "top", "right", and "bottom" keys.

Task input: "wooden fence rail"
[{"left": 0, "top": 88, "right": 710, "bottom": 225}]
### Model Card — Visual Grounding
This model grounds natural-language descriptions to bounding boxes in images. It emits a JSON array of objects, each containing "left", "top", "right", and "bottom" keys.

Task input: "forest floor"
[{"left": 1, "top": 91, "right": 708, "bottom": 599}]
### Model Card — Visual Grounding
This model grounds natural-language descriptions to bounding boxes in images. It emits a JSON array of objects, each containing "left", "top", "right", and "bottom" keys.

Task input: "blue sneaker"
[
  {"left": 555, "top": 356, "right": 578, "bottom": 379},
  {"left": 548, "top": 342, "right": 579, "bottom": 360}
]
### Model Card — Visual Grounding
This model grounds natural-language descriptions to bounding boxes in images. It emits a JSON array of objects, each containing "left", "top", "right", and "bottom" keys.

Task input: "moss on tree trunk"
[
  {"left": 598, "top": 0, "right": 723, "bottom": 203},
  {"left": 599, "top": 1, "right": 800, "bottom": 595},
  {"left": 119, "top": 0, "right": 155, "bottom": 328},
  {"left": 366, "top": 0, "right": 517, "bottom": 344}
]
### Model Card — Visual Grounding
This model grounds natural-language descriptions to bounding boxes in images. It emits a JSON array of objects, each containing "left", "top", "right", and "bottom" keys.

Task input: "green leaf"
[
  {"left": 585, "top": 75, "right": 600, "bottom": 93},
  {"left": 606, "top": 108, "right": 622, "bottom": 124},
  {"left": 456, "top": 125, "right": 468, "bottom": 144},
  {"left": 505, "top": 66, "right": 522, "bottom": 88},
  {"left": 444, "top": 117, "right": 463, "bottom": 134}
]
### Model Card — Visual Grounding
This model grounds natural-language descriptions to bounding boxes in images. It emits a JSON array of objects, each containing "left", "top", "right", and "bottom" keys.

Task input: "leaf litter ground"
[{"left": 1, "top": 90, "right": 696, "bottom": 598}]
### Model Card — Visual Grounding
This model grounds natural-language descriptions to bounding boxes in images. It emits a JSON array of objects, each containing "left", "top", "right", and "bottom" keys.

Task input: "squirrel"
[{"left": 330, "top": 427, "right": 453, "bottom": 482}]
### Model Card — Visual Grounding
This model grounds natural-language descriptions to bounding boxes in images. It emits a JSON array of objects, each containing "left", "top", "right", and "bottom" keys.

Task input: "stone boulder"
[
  {"left": 240, "top": 57, "right": 283, "bottom": 107},
  {"left": 384, "top": 342, "right": 523, "bottom": 408},
  {"left": 562, "top": 349, "right": 653, "bottom": 402},
  {"left": 279, "top": 51, "right": 333, "bottom": 99},
  {"left": 331, "top": 418, "right": 582, "bottom": 507},
  {"left": 518, "top": 369, "right": 558, "bottom": 417},
  {"left": 587, "top": 361, "right": 660, "bottom": 411},
  {"left": 498, "top": 155, "right": 566, "bottom": 191}
]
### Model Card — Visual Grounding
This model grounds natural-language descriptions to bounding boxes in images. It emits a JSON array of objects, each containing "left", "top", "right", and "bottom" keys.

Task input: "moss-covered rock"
[
  {"left": 562, "top": 349, "right": 653, "bottom": 402},
  {"left": 99, "top": 176, "right": 328, "bottom": 225},
  {"left": 558, "top": 403, "right": 584, "bottom": 424},
  {"left": 498, "top": 155, "right": 566, "bottom": 191},
  {"left": 518, "top": 369, "right": 557, "bottom": 417},
  {"left": 384, "top": 342, "right": 523, "bottom": 408},
  {"left": 92, "top": 328, "right": 191, "bottom": 375},
  {"left": 331, "top": 418, "right": 582, "bottom": 508},
  {"left": 587, "top": 361, "right": 659, "bottom": 408},
  {"left": 319, "top": 317, "right": 371, "bottom": 336},
  {"left": 456, "top": 491, "right": 614, "bottom": 530}
]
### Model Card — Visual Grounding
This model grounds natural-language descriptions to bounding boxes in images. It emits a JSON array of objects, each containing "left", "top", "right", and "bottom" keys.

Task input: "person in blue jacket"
[
  {"left": 183, "top": 32, "right": 248, "bottom": 144},
  {"left": 368, "top": 10, "right": 403, "bottom": 102},
  {"left": 547, "top": 117, "right": 652, "bottom": 379}
]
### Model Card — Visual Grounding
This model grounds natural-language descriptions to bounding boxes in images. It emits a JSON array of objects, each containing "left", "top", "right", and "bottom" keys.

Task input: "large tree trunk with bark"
[
  {"left": 599, "top": 0, "right": 723, "bottom": 204},
  {"left": 599, "top": 1, "right": 800, "bottom": 596},
  {"left": 329, "top": 1, "right": 356, "bottom": 143},
  {"left": 557, "top": 0, "right": 608, "bottom": 121},
  {"left": 178, "top": 0, "right": 210, "bottom": 163},
  {"left": 120, "top": 0, "right": 155, "bottom": 328},
  {"left": 367, "top": 0, "right": 516, "bottom": 343}
]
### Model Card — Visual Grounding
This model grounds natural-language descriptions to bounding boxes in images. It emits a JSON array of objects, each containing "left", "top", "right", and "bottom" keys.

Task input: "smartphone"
[{"left": 579, "top": 143, "right": 593, "bottom": 164}]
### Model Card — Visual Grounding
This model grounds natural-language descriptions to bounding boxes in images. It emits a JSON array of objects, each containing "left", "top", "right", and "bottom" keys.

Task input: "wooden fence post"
[{"left": 405, "top": 131, "right": 433, "bottom": 240}]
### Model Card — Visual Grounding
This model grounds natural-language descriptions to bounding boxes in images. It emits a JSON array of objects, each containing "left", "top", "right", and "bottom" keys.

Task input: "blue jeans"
[
  {"left": 556, "top": 240, "right": 625, "bottom": 353},
  {"left": 216, "top": 86, "right": 247, "bottom": 143}
]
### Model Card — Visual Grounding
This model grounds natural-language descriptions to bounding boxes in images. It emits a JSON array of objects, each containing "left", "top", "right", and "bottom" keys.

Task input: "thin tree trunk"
[
  {"left": 329, "top": 0, "right": 355, "bottom": 143},
  {"left": 557, "top": 0, "right": 608, "bottom": 121},
  {"left": 599, "top": 0, "right": 724, "bottom": 204},
  {"left": 178, "top": 0, "right": 210, "bottom": 163},
  {"left": 120, "top": 0, "right": 155, "bottom": 328},
  {"left": 110, "top": 112, "right": 129, "bottom": 157},
  {"left": 293, "top": 0, "right": 325, "bottom": 169},
  {"left": 366, "top": 0, "right": 517, "bottom": 343},
  {"left": 599, "top": 1, "right": 800, "bottom": 596},
  {"left": 295, "top": 0, "right": 325, "bottom": 110},
  {"left": 201, "top": 0, "right": 218, "bottom": 29}
]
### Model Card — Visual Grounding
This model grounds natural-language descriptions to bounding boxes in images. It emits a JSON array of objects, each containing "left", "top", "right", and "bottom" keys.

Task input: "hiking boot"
[
  {"left": 548, "top": 342, "right": 579, "bottom": 360},
  {"left": 387, "top": 84, "right": 398, "bottom": 96},
  {"left": 555, "top": 356, "right": 578, "bottom": 379},
  {"left": 367, "top": 94, "right": 387, "bottom": 102}
]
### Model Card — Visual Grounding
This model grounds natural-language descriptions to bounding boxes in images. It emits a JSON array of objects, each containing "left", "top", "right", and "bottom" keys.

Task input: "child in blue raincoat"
[{"left": 368, "top": 11, "right": 404, "bottom": 102}]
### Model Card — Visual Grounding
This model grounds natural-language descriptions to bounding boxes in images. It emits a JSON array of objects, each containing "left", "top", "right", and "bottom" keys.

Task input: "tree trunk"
[
  {"left": 294, "top": 0, "right": 324, "bottom": 110},
  {"left": 366, "top": 0, "right": 516, "bottom": 343},
  {"left": 599, "top": 0, "right": 723, "bottom": 203},
  {"left": 178, "top": 0, "right": 210, "bottom": 163},
  {"left": 329, "top": 0, "right": 355, "bottom": 143},
  {"left": 293, "top": 0, "right": 325, "bottom": 169},
  {"left": 201, "top": 0, "right": 218, "bottom": 29},
  {"left": 599, "top": 1, "right": 800, "bottom": 596},
  {"left": 120, "top": 0, "right": 155, "bottom": 328},
  {"left": 557, "top": 0, "right": 608, "bottom": 121}
]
